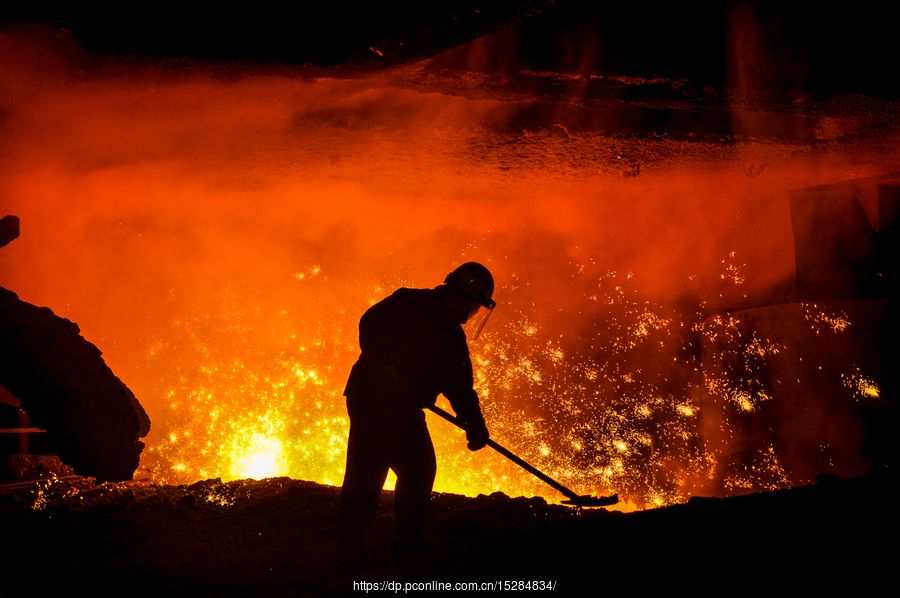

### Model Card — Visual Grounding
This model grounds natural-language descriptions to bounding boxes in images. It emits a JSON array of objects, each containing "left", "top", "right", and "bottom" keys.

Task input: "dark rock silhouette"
[
  {"left": 0, "top": 286, "right": 150, "bottom": 481},
  {"left": 0, "top": 214, "right": 19, "bottom": 248}
]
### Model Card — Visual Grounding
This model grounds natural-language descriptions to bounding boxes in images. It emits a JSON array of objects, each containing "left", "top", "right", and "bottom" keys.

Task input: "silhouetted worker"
[{"left": 337, "top": 262, "right": 496, "bottom": 567}]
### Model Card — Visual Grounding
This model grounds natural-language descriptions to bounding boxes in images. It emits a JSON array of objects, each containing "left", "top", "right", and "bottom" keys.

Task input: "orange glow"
[{"left": 2, "top": 29, "right": 897, "bottom": 508}]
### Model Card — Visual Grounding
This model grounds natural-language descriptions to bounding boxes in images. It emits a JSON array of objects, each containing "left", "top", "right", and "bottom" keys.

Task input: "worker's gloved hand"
[{"left": 465, "top": 419, "right": 489, "bottom": 451}]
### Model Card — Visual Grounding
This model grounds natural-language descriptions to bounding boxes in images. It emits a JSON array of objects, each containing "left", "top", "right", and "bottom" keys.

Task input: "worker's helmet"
[{"left": 445, "top": 262, "right": 496, "bottom": 339}]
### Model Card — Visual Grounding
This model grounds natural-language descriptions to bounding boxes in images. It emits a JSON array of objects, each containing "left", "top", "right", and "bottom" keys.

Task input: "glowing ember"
[
  {"left": 720, "top": 252, "right": 746, "bottom": 286},
  {"left": 723, "top": 446, "right": 791, "bottom": 492},
  {"left": 676, "top": 404, "right": 696, "bottom": 417},
  {"left": 842, "top": 369, "right": 880, "bottom": 400},
  {"left": 802, "top": 304, "right": 851, "bottom": 334}
]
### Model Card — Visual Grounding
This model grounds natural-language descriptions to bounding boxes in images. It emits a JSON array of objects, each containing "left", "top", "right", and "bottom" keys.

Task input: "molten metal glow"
[{"left": 228, "top": 434, "right": 286, "bottom": 480}]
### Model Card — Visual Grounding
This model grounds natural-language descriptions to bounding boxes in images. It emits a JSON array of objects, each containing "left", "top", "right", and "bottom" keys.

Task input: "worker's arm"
[
  {"left": 442, "top": 331, "right": 489, "bottom": 451},
  {"left": 451, "top": 389, "right": 489, "bottom": 451}
]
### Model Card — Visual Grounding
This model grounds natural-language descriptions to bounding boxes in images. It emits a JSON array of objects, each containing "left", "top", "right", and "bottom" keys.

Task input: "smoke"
[{"left": 2, "top": 27, "right": 897, "bottom": 506}]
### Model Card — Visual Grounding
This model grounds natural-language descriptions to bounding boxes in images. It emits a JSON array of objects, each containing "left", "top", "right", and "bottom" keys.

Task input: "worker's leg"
[
  {"left": 391, "top": 412, "right": 436, "bottom": 556},
  {"left": 337, "top": 418, "right": 389, "bottom": 568}
]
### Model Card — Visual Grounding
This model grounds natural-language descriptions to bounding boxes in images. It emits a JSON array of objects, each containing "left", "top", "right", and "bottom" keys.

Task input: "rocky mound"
[{"left": 0, "top": 286, "right": 150, "bottom": 481}]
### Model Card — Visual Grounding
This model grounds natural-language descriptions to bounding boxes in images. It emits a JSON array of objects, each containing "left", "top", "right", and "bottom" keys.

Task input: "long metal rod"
[{"left": 426, "top": 405, "right": 580, "bottom": 501}]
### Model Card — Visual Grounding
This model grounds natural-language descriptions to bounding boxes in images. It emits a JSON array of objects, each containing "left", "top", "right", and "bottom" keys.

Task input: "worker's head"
[{"left": 444, "top": 262, "right": 496, "bottom": 339}]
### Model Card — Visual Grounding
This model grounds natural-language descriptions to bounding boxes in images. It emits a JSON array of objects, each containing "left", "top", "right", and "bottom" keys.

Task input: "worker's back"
[{"left": 344, "top": 287, "right": 472, "bottom": 412}]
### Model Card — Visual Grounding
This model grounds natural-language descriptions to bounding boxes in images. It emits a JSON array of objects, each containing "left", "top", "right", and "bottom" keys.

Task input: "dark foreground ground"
[{"left": 1, "top": 466, "right": 897, "bottom": 596}]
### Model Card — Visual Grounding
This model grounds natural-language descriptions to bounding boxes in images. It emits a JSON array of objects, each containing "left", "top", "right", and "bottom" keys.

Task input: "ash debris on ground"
[
  {"left": 0, "top": 454, "right": 74, "bottom": 482},
  {"left": 0, "top": 475, "right": 576, "bottom": 594},
  {"left": 1, "top": 473, "right": 897, "bottom": 595}
]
